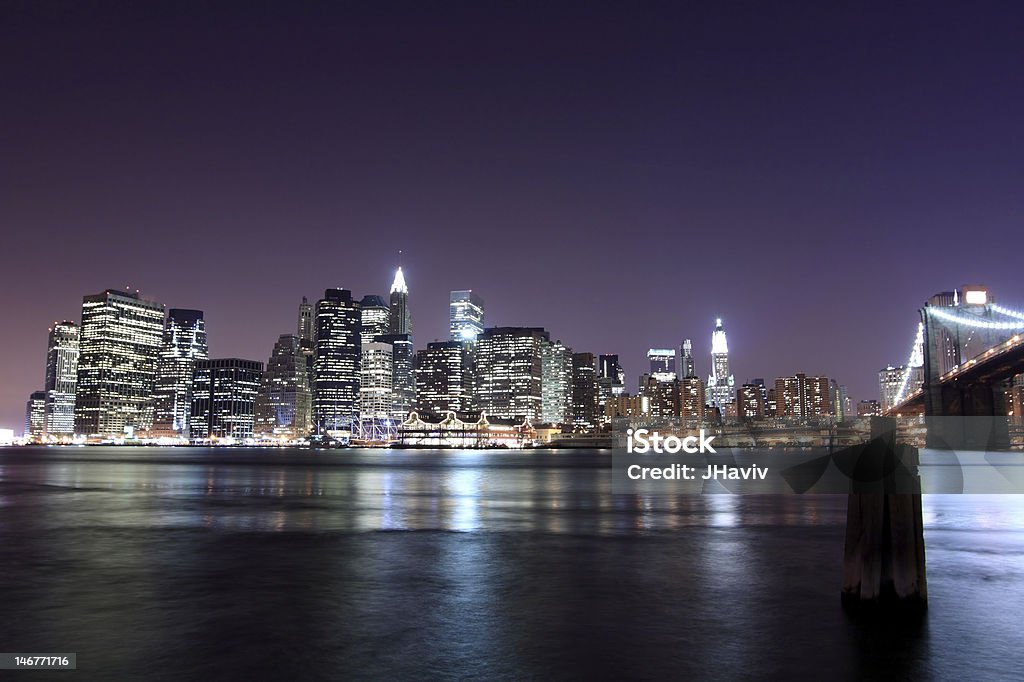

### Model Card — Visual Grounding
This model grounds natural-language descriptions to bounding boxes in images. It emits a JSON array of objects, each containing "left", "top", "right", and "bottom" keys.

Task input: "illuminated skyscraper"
[
  {"left": 25, "top": 391, "right": 46, "bottom": 441},
  {"left": 190, "top": 358, "right": 264, "bottom": 440},
  {"left": 43, "top": 321, "right": 79, "bottom": 437},
  {"left": 359, "top": 295, "right": 390, "bottom": 346},
  {"left": 313, "top": 289, "right": 362, "bottom": 436},
  {"left": 414, "top": 341, "right": 470, "bottom": 416},
  {"left": 255, "top": 334, "right": 312, "bottom": 439},
  {"left": 449, "top": 290, "right": 485, "bottom": 341},
  {"left": 706, "top": 319, "right": 735, "bottom": 412},
  {"left": 475, "top": 327, "right": 549, "bottom": 421},
  {"left": 297, "top": 297, "right": 314, "bottom": 348},
  {"left": 679, "top": 376, "right": 706, "bottom": 423},
  {"left": 153, "top": 309, "right": 208, "bottom": 437},
  {"left": 647, "top": 349, "right": 676, "bottom": 382},
  {"left": 571, "top": 352, "right": 600, "bottom": 430},
  {"left": 599, "top": 354, "right": 625, "bottom": 396},
  {"left": 774, "top": 373, "right": 831, "bottom": 423},
  {"left": 388, "top": 267, "right": 412, "bottom": 335},
  {"left": 74, "top": 289, "right": 165, "bottom": 438},
  {"left": 358, "top": 339, "right": 394, "bottom": 438},
  {"left": 541, "top": 340, "right": 572, "bottom": 424},
  {"left": 376, "top": 333, "right": 414, "bottom": 422}
]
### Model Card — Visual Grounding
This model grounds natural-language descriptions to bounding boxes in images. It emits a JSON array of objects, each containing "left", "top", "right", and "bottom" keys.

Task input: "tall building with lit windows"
[
  {"left": 297, "top": 297, "right": 314, "bottom": 348},
  {"left": 706, "top": 318, "right": 735, "bottom": 412},
  {"left": 255, "top": 335, "right": 312, "bottom": 439},
  {"left": 414, "top": 341, "right": 470, "bottom": 416},
  {"left": 357, "top": 339, "right": 395, "bottom": 438},
  {"left": 190, "top": 359, "right": 263, "bottom": 440},
  {"left": 774, "top": 373, "right": 831, "bottom": 423},
  {"left": 647, "top": 348, "right": 676, "bottom": 382},
  {"left": 359, "top": 295, "right": 390, "bottom": 346},
  {"left": 679, "top": 376, "right": 706, "bottom": 423},
  {"left": 599, "top": 354, "right": 625, "bottom": 396},
  {"left": 25, "top": 391, "right": 47, "bottom": 441},
  {"left": 571, "top": 352, "right": 600, "bottom": 430},
  {"left": 679, "top": 339, "right": 695, "bottom": 378},
  {"left": 376, "top": 333, "right": 414, "bottom": 422},
  {"left": 43, "top": 321, "right": 79, "bottom": 437},
  {"left": 449, "top": 290, "right": 485, "bottom": 341},
  {"left": 74, "top": 289, "right": 165, "bottom": 437},
  {"left": 541, "top": 340, "right": 573, "bottom": 424},
  {"left": 312, "top": 289, "right": 362, "bottom": 435},
  {"left": 153, "top": 309, "right": 208, "bottom": 437},
  {"left": 388, "top": 267, "right": 412, "bottom": 335},
  {"left": 474, "top": 327, "right": 549, "bottom": 421}
]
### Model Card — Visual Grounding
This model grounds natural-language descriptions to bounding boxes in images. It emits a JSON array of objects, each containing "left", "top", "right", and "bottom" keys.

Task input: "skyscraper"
[
  {"left": 414, "top": 341, "right": 469, "bottom": 416},
  {"left": 190, "top": 358, "right": 264, "bottom": 440},
  {"left": 358, "top": 339, "right": 394, "bottom": 437},
  {"left": 679, "top": 339, "right": 695, "bottom": 378},
  {"left": 679, "top": 376, "right": 706, "bottom": 423},
  {"left": 706, "top": 319, "right": 735, "bottom": 412},
  {"left": 376, "top": 333, "right": 414, "bottom": 422},
  {"left": 313, "top": 289, "right": 362, "bottom": 436},
  {"left": 297, "top": 297, "right": 314, "bottom": 348},
  {"left": 541, "top": 340, "right": 573, "bottom": 424},
  {"left": 359, "top": 295, "right": 390, "bottom": 346},
  {"left": 74, "top": 289, "right": 165, "bottom": 438},
  {"left": 736, "top": 384, "right": 766, "bottom": 421},
  {"left": 647, "top": 349, "right": 676, "bottom": 382},
  {"left": 598, "top": 354, "right": 625, "bottom": 396},
  {"left": 25, "top": 391, "right": 46, "bottom": 441},
  {"left": 449, "top": 290, "right": 485, "bottom": 341},
  {"left": 255, "top": 334, "right": 312, "bottom": 439},
  {"left": 475, "top": 327, "right": 549, "bottom": 421},
  {"left": 571, "top": 352, "right": 600, "bottom": 431},
  {"left": 774, "top": 373, "right": 831, "bottom": 423},
  {"left": 43, "top": 321, "right": 79, "bottom": 437},
  {"left": 153, "top": 309, "right": 208, "bottom": 437},
  {"left": 388, "top": 267, "right": 411, "bottom": 335}
]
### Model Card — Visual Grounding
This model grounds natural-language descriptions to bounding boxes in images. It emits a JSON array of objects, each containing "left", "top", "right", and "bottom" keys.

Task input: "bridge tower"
[{"left": 920, "top": 285, "right": 1013, "bottom": 449}]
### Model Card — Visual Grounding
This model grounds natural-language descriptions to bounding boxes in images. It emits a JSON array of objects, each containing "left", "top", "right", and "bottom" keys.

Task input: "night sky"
[{"left": 2, "top": 1, "right": 1022, "bottom": 429}]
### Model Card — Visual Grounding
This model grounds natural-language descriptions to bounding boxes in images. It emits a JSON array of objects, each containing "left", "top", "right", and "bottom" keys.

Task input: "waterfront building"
[
  {"left": 605, "top": 394, "right": 649, "bottom": 421},
  {"left": 414, "top": 341, "right": 470, "bottom": 416},
  {"left": 153, "top": 309, "right": 208, "bottom": 437},
  {"left": 706, "top": 319, "right": 735, "bottom": 413},
  {"left": 571, "top": 352, "right": 600, "bottom": 431},
  {"left": 312, "top": 289, "right": 362, "bottom": 436},
  {"left": 638, "top": 373, "right": 680, "bottom": 421},
  {"left": 449, "top": 290, "right": 485, "bottom": 341},
  {"left": 190, "top": 359, "right": 263, "bottom": 440},
  {"left": 25, "top": 391, "right": 46, "bottom": 441},
  {"left": 43, "top": 321, "right": 79, "bottom": 437},
  {"left": 74, "top": 289, "right": 165, "bottom": 438},
  {"left": 358, "top": 339, "right": 395, "bottom": 439},
  {"left": 474, "top": 327, "right": 549, "bottom": 421},
  {"left": 398, "top": 411, "right": 536, "bottom": 448},
  {"left": 376, "top": 333, "right": 414, "bottom": 423},
  {"left": 541, "top": 339, "right": 573, "bottom": 424},
  {"left": 255, "top": 334, "right": 312, "bottom": 439}
]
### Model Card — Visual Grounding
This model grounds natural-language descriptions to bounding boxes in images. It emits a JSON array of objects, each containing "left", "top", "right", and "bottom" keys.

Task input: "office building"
[
  {"left": 679, "top": 339, "right": 696, "bottom": 379},
  {"left": 599, "top": 354, "right": 625, "bottom": 396},
  {"left": 388, "top": 267, "right": 412, "bottom": 335},
  {"left": 475, "top": 327, "right": 549, "bottom": 421},
  {"left": 312, "top": 289, "right": 362, "bottom": 436},
  {"left": 43, "top": 321, "right": 79, "bottom": 437},
  {"left": 571, "top": 352, "right": 600, "bottom": 431},
  {"left": 449, "top": 290, "right": 485, "bottom": 342},
  {"left": 255, "top": 334, "right": 312, "bottom": 439},
  {"left": 706, "top": 319, "right": 735, "bottom": 413},
  {"left": 414, "top": 341, "right": 470, "bottom": 416},
  {"left": 679, "top": 376, "right": 706, "bottom": 423},
  {"left": 376, "top": 333, "right": 414, "bottom": 422},
  {"left": 153, "top": 309, "right": 208, "bottom": 437},
  {"left": 25, "top": 391, "right": 47, "bottom": 441},
  {"left": 647, "top": 348, "right": 676, "bottom": 382},
  {"left": 74, "top": 289, "right": 165, "bottom": 438},
  {"left": 774, "top": 373, "right": 832, "bottom": 423},
  {"left": 736, "top": 384, "right": 766, "bottom": 421},
  {"left": 190, "top": 359, "right": 264, "bottom": 440},
  {"left": 359, "top": 295, "right": 390, "bottom": 346},
  {"left": 541, "top": 340, "right": 573, "bottom": 424}
]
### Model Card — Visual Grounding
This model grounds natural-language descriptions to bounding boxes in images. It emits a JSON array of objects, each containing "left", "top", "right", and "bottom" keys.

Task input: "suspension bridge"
[{"left": 884, "top": 285, "right": 1024, "bottom": 449}]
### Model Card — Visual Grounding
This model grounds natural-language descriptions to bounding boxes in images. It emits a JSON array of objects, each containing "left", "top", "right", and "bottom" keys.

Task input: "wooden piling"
[{"left": 841, "top": 416, "right": 927, "bottom": 611}]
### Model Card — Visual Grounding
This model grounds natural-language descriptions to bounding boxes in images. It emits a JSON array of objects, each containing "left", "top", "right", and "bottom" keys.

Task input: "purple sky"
[{"left": 2, "top": 2, "right": 1023, "bottom": 429}]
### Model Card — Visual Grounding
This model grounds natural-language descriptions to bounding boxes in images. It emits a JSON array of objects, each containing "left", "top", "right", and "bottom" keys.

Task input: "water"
[{"left": 1, "top": 447, "right": 1023, "bottom": 680}]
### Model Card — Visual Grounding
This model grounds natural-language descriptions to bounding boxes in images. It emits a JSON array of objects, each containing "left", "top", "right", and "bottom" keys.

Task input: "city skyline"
[{"left": 3, "top": 3, "right": 1023, "bottom": 429}]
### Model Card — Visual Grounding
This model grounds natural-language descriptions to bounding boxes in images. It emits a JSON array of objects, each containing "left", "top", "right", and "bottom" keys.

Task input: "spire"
[
  {"left": 711, "top": 318, "right": 728, "bottom": 355},
  {"left": 391, "top": 267, "right": 408, "bottom": 294}
]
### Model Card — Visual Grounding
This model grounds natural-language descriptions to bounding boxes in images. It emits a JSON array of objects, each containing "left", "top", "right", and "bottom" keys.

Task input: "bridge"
[{"left": 885, "top": 285, "right": 1024, "bottom": 449}]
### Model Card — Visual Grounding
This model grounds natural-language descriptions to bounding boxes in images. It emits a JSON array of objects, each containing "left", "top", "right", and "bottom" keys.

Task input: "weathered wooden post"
[{"left": 841, "top": 416, "right": 927, "bottom": 611}]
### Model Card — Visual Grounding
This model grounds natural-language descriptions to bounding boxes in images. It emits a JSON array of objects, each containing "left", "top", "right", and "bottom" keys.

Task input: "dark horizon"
[{"left": 3, "top": 1, "right": 1023, "bottom": 429}]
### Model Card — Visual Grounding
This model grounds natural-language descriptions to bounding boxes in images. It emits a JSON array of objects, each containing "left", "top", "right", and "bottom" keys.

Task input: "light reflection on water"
[{"left": 1, "top": 446, "right": 1024, "bottom": 680}]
